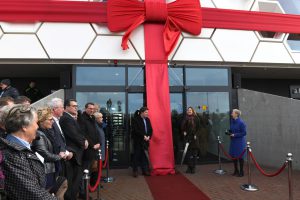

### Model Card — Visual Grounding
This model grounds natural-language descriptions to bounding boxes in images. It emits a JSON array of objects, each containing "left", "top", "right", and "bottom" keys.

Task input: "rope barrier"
[
  {"left": 88, "top": 159, "right": 103, "bottom": 192},
  {"left": 102, "top": 147, "right": 109, "bottom": 169},
  {"left": 219, "top": 143, "right": 246, "bottom": 160},
  {"left": 249, "top": 151, "right": 288, "bottom": 177}
]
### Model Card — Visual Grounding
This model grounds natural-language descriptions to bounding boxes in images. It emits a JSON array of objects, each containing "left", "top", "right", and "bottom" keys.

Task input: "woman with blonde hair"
[{"left": 31, "top": 107, "right": 67, "bottom": 199}]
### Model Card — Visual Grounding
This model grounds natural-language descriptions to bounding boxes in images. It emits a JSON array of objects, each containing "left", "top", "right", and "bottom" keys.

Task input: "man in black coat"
[
  {"left": 0, "top": 79, "right": 19, "bottom": 99},
  {"left": 78, "top": 102, "right": 100, "bottom": 197},
  {"left": 59, "top": 99, "right": 88, "bottom": 200},
  {"left": 132, "top": 107, "right": 153, "bottom": 177}
]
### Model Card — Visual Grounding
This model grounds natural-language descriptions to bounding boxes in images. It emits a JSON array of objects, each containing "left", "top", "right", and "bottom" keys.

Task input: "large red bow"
[{"left": 107, "top": 0, "right": 202, "bottom": 56}]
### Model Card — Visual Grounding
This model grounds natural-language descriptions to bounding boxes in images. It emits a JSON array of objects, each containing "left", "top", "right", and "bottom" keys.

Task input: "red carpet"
[{"left": 145, "top": 173, "right": 211, "bottom": 200}]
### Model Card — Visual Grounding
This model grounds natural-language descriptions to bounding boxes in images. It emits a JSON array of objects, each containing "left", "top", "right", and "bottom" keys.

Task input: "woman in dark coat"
[
  {"left": 181, "top": 107, "right": 201, "bottom": 174},
  {"left": 32, "top": 107, "right": 67, "bottom": 199},
  {"left": 229, "top": 109, "right": 247, "bottom": 177}
]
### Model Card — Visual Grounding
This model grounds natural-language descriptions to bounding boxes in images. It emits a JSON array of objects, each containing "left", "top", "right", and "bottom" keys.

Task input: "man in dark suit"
[
  {"left": 48, "top": 98, "right": 72, "bottom": 176},
  {"left": 59, "top": 99, "right": 88, "bottom": 200},
  {"left": 78, "top": 102, "right": 100, "bottom": 197},
  {"left": 132, "top": 107, "right": 153, "bottom": 177}
]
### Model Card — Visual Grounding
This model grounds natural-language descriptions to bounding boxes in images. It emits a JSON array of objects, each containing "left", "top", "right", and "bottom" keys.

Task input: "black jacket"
[
  {"left": 181, "top": 115, "right": 201, "bottom": 149},
  {"left": 0, "top": 136, "right": 57, "bottom": 200},
  {"left": 78, "top": 112, "right": 100, "bottom": 161},
  {"left": 59, "top": 112, "right": 85, "bottom": 166},
  {"left": 132, "top": 116, "right": 152, "bottom": 148},
  {"left": 52, "top": 120, "right": 67, "bottom": 153},
  {"left": 0, "top": 86, "right": 19, "bottom": 99},
  {"left": 31, "top": 130, "right": 61, "bottom": 174}
]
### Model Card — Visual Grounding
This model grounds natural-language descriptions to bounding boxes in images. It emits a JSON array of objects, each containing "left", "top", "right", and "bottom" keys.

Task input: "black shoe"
[
  {"left": 142, "top": 171, "right": 151, "bottom": 176},
  {"left": 190, "top": 168, "right": 195, "bottom": 174},
  {"left": 186, "top": 167, "right": 191, "bottom": 174},
  {"left": 239, "top": 171, "right": 244, "bottom": 177},
  {"left": 232, "top": 170, "right": 239, "bottom": 176},
  {"left": 133, "top": 171, "right": 138, "bottom": 178}
]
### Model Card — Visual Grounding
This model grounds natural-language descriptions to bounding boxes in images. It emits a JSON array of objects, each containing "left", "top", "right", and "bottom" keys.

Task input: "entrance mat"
[{"left": 145, "top": 172, "right": 210, "bottom": 200}]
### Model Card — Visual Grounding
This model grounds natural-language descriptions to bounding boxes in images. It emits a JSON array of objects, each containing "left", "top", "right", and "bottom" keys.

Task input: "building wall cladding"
[
  {"left": 0, "top": 0, "right": 299, "bottom": 63},
  {"left": 238, "top": 88, "right": 300, "bottom": 170}
]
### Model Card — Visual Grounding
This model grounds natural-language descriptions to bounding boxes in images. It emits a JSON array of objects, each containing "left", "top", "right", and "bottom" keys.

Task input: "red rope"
[
  {"left": 102, "top": 147, "right": 109, "bottom": 168},
  {"left": 88, "top": 159, "right": 103, "bottom": 192},
  {"left": 219, "top": 143, "right": 246, "bottom": 160},
  {"left": 249, "top": 151, "right": 288, "bottom": 177}
]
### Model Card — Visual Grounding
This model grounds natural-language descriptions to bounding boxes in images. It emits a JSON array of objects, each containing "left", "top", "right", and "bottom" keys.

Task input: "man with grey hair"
[
  {"left": 48, "top": 98, "right": 73, "bottom": 178},
  {"left": 0, "top": 105, "right": 56, "bottom": 199},
  {"left": 0, "top": 105, "right": 13, "bottom": 138}
]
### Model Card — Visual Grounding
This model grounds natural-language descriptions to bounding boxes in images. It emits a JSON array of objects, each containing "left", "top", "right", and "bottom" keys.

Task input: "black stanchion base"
[
  {"left": 241, "top": 184, "right": 259, "bottom": 191},
  {"left": 214, "top": 169, "right": 226, "bottom": 175}
]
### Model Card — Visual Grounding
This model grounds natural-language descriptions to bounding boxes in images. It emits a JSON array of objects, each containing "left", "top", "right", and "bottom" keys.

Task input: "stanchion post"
[
  {"left": 287, "top": 153, "right": 293, "bottom": 200},
  {"left": 214, "top": 136, "right": 226, "bottom": 175},
  {"left": 241, "top": 142, "right": 258, "bottom": 192},
  {"left": 104, "top": 140, "right": 114, "bottom": 183},
  {"left": 83, "top": 169, "right": 90, "bottom": 200},
  {"left": 97, "top": 149, "right": 103, "bottom": 200}
]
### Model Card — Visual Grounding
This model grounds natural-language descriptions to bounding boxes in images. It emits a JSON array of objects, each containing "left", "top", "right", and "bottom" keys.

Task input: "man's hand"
[
  {"left": 93, "top": 143, "right": 100, "bottom": 150},
  {"left": 230, "top": 134, "right": 234, "bottom": 137},
  {"left": 59, "top": 152, "right": 66, "bottom": 159},
  {"left": 84, "top": 140, "right": 89, "bottom": 149},
  {"left": 66, "top": 152, "right": 73, "bottom": 160},
  {"left": 144, "top": 135, "right": 150, "bottom": 141}
]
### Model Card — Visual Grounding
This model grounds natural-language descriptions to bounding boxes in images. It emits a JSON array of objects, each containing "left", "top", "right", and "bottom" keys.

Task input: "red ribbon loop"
[
  {"left": 107, "top": 0, "right": 202, "bottom": 56},
  {"left": 145, "top": 0, "right": 167, "bottom": 22}
]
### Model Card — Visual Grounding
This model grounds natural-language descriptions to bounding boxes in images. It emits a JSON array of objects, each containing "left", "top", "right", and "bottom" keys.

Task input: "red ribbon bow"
[{"left": 107, "top": 0, "right": 202, "bottom": 56}]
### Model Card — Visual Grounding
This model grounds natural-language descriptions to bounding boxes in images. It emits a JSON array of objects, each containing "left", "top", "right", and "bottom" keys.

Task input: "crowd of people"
[
  {"left": 0, "top": 78, "right": 248, "bottom": 199},
  {"left": 0, "top": 96, "right": 107, "bottom": 200}
]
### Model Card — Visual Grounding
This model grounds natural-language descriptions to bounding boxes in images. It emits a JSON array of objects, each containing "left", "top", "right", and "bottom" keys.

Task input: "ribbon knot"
[
  {"left": 107, "top": 0, "right": 202, "bottom": 56},
  {"left": 145, "top": 1, "right": 167, "bottom": 22}
]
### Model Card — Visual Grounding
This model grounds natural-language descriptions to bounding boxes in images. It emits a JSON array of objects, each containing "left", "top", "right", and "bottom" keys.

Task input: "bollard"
[
  {"left": 241, "top": 142, "right": 258, "bottom": 191},
  {"left": 214, "top": 136, "right": 226, "bottom": 175},
  {"left": 287, "top": 153, "right": 293, "bottom": 200},
  {"left": 104, "top": 140, "right": 114, "bottom": 183},
  {"left": 83, "top": 169, "right": 90, "bottom": 200},
  {"left": 96, "top": 149, "right": 103, "bottom": 200}
]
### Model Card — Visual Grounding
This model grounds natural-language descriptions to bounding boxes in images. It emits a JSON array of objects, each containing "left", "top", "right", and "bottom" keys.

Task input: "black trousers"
[
  {"left": 64, "top": 159, "right": 83, "bottom": 200},
  {"left": 132, "top": 143, "right": 149, "bottom": 172},
  {"left": 187, "top": 148, "right": 198, "bottom": 169}
]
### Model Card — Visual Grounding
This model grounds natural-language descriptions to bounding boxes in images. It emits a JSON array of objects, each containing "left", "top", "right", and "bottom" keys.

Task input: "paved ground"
[{"left": 90, "top": 163, "right": 299, "bottom": 200}]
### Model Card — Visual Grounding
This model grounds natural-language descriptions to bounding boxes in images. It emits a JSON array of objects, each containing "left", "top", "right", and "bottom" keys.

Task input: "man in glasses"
[{"left": 59, "top": 99, "right": 88, "bottom": 200}]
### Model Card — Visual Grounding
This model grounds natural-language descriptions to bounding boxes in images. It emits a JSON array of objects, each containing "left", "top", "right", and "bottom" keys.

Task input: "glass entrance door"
[
  {"left": 186, "top": 92, "right": 230, "bottom": 163},
  {"left": 76, "top": 92, "right": 128, "bottom": 167}
]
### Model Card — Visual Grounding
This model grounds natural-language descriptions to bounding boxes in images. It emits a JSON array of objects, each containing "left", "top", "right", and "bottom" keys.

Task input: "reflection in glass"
[
  {"left": 128, "top": 67, "right": 144, "bottom": 86},
  {"left": 76, "top": 66, "right": 125, "bottom": 86},
  {"left": 76, "top": 92, "right": 126, "bottom": 152},
  {"left": 170, "top": 93, "right": 183, "bottom": 163},
  {"left": 186, "top": 68, "right": 228, "bottom": 86},
  {"left": 168, "top": 68, "right": 183, "bottom": 86},
  {"left": 186, "top": 92, "right": 230, "bottom": 162}
]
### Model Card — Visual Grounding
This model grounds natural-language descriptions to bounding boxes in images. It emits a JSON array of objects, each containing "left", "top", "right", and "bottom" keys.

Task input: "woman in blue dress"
[{"left": 229, "top": 109, "right": 247, "bottom": 177}]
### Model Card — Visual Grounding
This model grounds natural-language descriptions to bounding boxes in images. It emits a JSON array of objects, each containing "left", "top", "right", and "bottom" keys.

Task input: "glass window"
[
  {"left": 169, "top": 68, "right": 184, "bottom": 86},
  {"left": 128, "top": 67, "right": 144, "bottom": 86},
  {"left": 76, "top": 66, "right": 125, "bottom": 86},
  {"left": 186, "top": 92, "right": 230, "bottom": 161},
  {"left": 76, "top": 92, "right": 125, "bottom": 113},
  {"left": 186, "top": 68, "right": 228, "bottom": 86}
]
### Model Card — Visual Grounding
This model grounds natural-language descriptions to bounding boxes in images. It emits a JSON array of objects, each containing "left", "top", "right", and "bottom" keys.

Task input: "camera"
[{"left": 225, "top": 129, "right": 232, "bottom": 135}]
